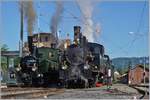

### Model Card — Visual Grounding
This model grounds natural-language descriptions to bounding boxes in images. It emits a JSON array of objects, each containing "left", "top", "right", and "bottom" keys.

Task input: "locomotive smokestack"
[
  {"left": 74, "top": 26, "right": 81, "bottom": 45},
  {"left": 22, "top": 1, "right": 36, "bottom": 55},
  {"left": 28, "top": 36, "right": 33, "bottom": 54}
]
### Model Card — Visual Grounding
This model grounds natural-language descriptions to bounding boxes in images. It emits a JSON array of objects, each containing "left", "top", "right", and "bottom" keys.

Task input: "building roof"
[
  {"left": 33, "top": 32, "right": 54, "bottom": 36},
  {"left": 1, "top": 51, "right": 19, "bottom": 57},
  {"left": 131, "top": 64, "right": 149, "bottom": 72}
]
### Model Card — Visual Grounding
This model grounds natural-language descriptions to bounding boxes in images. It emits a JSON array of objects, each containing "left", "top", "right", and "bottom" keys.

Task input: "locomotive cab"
[{"left": 37, "top": 47, "right": 62, "bottom": 87}]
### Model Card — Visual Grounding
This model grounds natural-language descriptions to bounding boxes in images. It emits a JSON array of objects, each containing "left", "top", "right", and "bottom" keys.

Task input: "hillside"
[{"left": 111, "top": 57, "right": 149, "bottom": 70}]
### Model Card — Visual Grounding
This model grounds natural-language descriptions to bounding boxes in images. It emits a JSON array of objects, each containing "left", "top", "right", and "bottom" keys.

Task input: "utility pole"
[
  {"left": 143, "top": 57, "right": 147, "bottom": 95},
  {"left": 144, "top": 57, "right": 145, "bottom": 85},
  {"left": 19, "top": 2, "right": 23, "bottom": 57},
  {"left": 37, "top": 2, "right": 40, "bottom": 48}
]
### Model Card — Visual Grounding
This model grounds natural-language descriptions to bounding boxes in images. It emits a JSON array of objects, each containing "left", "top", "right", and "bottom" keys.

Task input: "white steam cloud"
[
  {"left": 95, "top": 23, "right": 101, "bottom": 36},
  {"left": 76, "top": 0, "right": 94, "bottom": 42}
]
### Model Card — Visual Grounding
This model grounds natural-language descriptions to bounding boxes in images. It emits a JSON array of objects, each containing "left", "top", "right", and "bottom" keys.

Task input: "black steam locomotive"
[
  {"left": 60, "top": 26, "right": 112, "bottom": 88},
  {"left": 15, "top": 26, "right": 112, "bottom": 88}
]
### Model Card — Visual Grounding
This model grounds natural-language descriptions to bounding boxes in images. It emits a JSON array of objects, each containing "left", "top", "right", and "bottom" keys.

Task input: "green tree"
[
  {"left": 116, "top": 67, "right": 123, "bottom": 75},
  {"left": 1, "top": 44, "right": 9, "bottom": 71},
  {"left": 1, "top": 44, "right": 9, "bottom": 51},
  {"left": 116, "top": 67, "right": 128, "bottom": 75},
  {"left": 1, "top": 44, "right": 9, "bottom": 82}
]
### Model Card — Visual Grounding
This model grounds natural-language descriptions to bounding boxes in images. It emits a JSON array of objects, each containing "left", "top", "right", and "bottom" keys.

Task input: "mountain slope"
[{"left": 111, "top": 57, "right": 149, "bottom": 70}]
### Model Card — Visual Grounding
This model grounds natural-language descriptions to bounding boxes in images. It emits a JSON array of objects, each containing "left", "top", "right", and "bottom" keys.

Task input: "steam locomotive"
[
  {"left": 16, "top": 36, "right": 62, "bottom": 87},
  {"left": 60, "top": 26, "right": 112, "bottom": 88},
  {"left": 15, "top": 26, "right": 112, "bottom": 88}
]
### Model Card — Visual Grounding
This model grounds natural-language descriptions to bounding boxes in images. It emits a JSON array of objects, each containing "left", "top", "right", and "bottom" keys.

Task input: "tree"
[
  {"left": 116, "top": 67, "right": 123, "bottom": 75},
  {"left": 1, "top": 44, "right": 9, "bottom": 82},
  {"left": 1, "top": 44, "right": 9, "bottom": 51},
  {"left": 1, "top": 44, "right": 9, "bottom": 71}
]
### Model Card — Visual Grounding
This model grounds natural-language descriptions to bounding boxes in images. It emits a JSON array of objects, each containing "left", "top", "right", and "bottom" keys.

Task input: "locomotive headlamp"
[
  {"left": 84, "top": 63, "right": 90, "bottom": 70},
  {"left": 33, "top": 63, "right": 36, "bottom": 67},
  {"left": 95, "top": 66, "right": 98, "bottom": 69},
  {"left": 62, "top": 66, "right": 67, "bottom": 70},
  {"left": 64, "top": 43, "right": 67, "bottom": 49},
  {"left": 16, "top": 64, "right": 21, "bottom": 71},
  {"left": 16, "top": 67, "right": 21, "bottom": 71},
  {"left": 62, "top": 66, "right": 65, "bottom": 70},
  {"left": 84, "top": 65, "right": 88, "bottom": 70},
  {"left": 38, "top": 74, "right": 41, "bottom": 77},
  {"left": 32, "top": 67, "right": 37, "bottom": 71},
  {"left": 37, "top": 74, "right": 43, "bottom": 77}
]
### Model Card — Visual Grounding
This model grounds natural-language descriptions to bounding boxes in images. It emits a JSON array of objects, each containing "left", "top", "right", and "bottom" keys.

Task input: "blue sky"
[{"left": 1, "top": 0, "right": 149, "bottom": 58}]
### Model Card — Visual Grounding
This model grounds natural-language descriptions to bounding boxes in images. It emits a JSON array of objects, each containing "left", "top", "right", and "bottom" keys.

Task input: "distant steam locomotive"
[{"left": 15, "top": 26, "right": 113, "bottom": 88}]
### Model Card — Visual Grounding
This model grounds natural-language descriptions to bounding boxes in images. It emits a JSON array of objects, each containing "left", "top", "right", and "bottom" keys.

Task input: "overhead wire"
[
  {"left": 103, "top": 1, "right": 147, "bottom": 57},
  {"left": 123, "top": 1, "right": 147, "bottom": 53},
  {"left": 35, "top": 1, "right": 147, "bottom": 58},
  {"left": 101, "top": 1, "right": 147, "bottom": 57}
]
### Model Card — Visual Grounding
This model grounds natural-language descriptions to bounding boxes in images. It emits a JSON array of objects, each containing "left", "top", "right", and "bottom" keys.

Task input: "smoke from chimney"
[
  {"left": 95, "top": 23, "right": 101, "bottom": 36},
  {"left": 22, "top": 0, "right": 36, "bottom": 36},
  {"left": 76, "top": 0, "right": 95, "bottom": 42},
  {"left": 50, "top": 1, "right": 64, "bottom": 38}
]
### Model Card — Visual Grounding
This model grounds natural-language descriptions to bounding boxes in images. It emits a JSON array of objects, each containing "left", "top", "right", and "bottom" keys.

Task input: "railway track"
[
  {"left": 1, "top": 87, "right": 65, "bottom": 99},
  {"left": 130, "top": 84, "right": 149, "bottom": 94},
  {"left": 130, "top": 84, "right": 149, "bottom": 99},
  {"left": 1, "top": 84, "right": 148, "bottom": 99},
  {"left": 1, "top": 87, "right": 44, "bottom": 92}
]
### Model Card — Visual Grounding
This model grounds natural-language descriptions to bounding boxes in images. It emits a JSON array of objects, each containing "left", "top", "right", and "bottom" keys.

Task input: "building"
[
  {"left": 119, "top": 64, "right": 149, "bottom": 85},
  {"left": 1, "top": 51, "right": 19, "bottom": 83},
  {"left": 128, "top": 64, "right": 149, "bottom": 85}
]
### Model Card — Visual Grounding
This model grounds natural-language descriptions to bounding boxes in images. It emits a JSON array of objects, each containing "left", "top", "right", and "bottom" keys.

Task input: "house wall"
[{"left": 128, "top": 66, "right": 149, "bottom": 85}]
